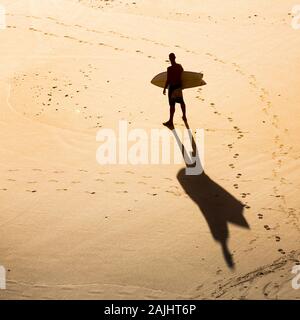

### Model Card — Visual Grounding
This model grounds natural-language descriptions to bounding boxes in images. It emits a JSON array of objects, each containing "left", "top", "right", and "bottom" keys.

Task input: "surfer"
[{"left": 163, "top": 53, "right": 186, "bottom": 129}]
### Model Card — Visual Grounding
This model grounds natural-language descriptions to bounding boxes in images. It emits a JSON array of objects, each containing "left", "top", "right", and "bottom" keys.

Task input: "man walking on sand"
[{"left": 163, "top": 53, "right": 187, "bottom": 129}]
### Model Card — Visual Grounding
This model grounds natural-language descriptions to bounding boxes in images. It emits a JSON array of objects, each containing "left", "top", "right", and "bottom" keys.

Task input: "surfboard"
[{"left": 151, "top": 71, "right": 206, "bottom": 89}]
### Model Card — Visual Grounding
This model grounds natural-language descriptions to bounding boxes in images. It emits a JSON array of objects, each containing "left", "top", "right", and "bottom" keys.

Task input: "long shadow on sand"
[{"left": 172, "top": 120, "right": 250, "bottom": 268}]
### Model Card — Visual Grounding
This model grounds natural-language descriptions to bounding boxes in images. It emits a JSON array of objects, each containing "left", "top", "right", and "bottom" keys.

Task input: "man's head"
[{"left": 169, "top": 53, "right": 176, "bottom": 64}]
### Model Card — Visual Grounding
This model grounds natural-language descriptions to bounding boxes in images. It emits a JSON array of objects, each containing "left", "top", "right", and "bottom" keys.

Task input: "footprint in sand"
[
  {"left": 166, "top": 190, "right": 182, "bottom": 197},
  {"left": 241, "top": 193, "right": 250, "bottom": 199},
  {"left": 264, "top": 225, "right": 271, "bottom": 231},
  {"left": 258, "top": 213, "right": 264, "bottom": 220},
  {"left": 278, "top": 248, "right": 286, "bottom": 255},
  {"left": 275, "top": 236, "right": 281, "bottom": 242}
]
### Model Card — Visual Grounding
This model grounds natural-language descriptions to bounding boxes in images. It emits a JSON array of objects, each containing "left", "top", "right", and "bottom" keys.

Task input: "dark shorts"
[{"left": 168, "top": 85, "right": 185, "bottom": 105}]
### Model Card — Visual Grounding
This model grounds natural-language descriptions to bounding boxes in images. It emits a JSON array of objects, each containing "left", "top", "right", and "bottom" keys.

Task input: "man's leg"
[
  {"left": 169, "top": 104, "right": 175, "bottom": 123},
  {"left": 181, "top": 102, "right": 187, "bottom": 121},
  {"left": 163, "top": 103, "right": 175, "bottom": 129}
]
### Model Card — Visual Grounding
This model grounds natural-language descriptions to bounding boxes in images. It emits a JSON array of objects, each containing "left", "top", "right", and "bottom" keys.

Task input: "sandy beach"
[{"left": 0, "top": 0, "right": 300, "bottom": 299}]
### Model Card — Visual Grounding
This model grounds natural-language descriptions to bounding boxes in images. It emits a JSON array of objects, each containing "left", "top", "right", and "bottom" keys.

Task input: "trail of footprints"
[
  {"left": 234, "top": 64, "right": 296, "bottom": 256},
  {"left": 234, "top": 62, "right": 295, "bottom": 255},
  {"left": 6, "top": 13, "right": 158, "bottom": 60},
  {"left": 1, "top": 168, "right": 97, "bottom": 195},
  {"left": 195, "top": 49, "right": 296, "bottom": 256},
  {"left": 196, "top": 81, "right": 250, "bottom": 213},
  {"left": 11, "top": 9, "right": 293, "bottom": 63},
  {"left": 1, "top": 168, "right": 185, "bottom": 209}
]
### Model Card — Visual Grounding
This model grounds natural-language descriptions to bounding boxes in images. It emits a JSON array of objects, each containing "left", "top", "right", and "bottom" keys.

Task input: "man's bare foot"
[{"left": 163, "top": 121, "right": 174, "bottom": 130}]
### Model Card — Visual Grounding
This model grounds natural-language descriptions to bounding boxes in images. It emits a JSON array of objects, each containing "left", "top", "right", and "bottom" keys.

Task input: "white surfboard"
[{"left": 151, "top": 71, "right": 206, "bottom": 89}]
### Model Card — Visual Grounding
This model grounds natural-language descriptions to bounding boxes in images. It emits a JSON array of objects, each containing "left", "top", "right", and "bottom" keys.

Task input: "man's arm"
[
  {"left": 163, "top": 68, "right": 170, "bottom": 95},
  {"left": 180, "top": 65, "right": 184, "bottom": 78}
]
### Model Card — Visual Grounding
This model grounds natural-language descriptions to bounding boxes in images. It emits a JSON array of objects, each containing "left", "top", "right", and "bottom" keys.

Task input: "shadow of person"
[{"left": 173, "top": 120, "right": 250, "bottom": 269}]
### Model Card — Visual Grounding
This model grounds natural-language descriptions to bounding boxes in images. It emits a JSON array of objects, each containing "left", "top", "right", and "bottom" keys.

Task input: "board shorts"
[{"left": 168, "top": 84, "right": 185, "bottom": 105}]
